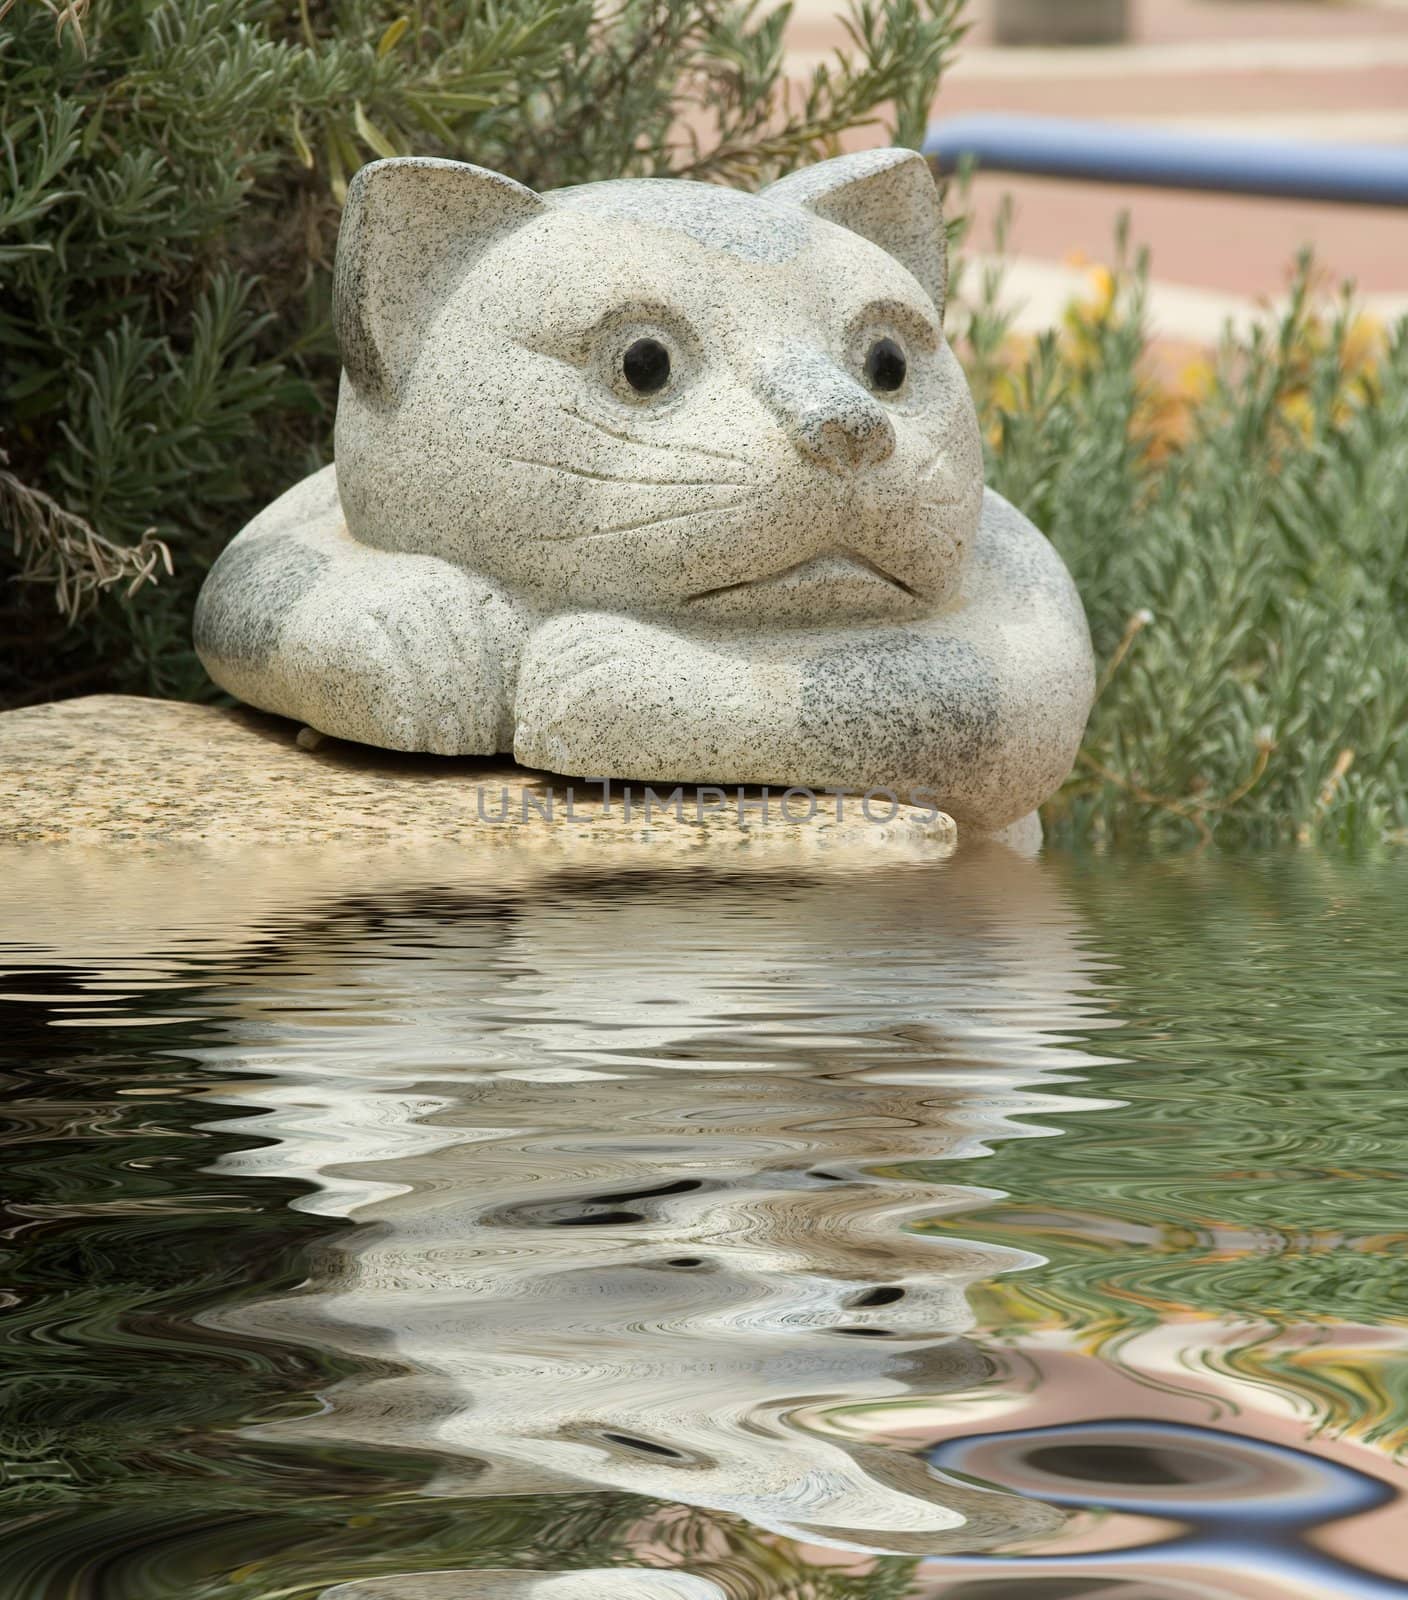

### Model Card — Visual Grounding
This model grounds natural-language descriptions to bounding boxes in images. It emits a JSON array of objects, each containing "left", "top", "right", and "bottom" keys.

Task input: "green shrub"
[
  {"left": 949, "top": 234, "right": 1408, "bottom": 850},
  {"left": 0, "top": 0, "right": 964, "bottom": 702}
]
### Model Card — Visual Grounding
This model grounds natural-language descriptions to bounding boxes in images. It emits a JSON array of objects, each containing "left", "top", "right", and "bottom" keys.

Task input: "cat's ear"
[
  {"left": 335, "top": 157, "right": 546, "bottom": 405},
  {"left": 763, "top": 149, "right": 947, "bottom": 315}
]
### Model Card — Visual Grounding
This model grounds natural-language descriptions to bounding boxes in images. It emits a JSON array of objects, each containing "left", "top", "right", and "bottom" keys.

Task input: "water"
[{"left": 2, "top": 844, "right": 1406, "bottom": 1599}]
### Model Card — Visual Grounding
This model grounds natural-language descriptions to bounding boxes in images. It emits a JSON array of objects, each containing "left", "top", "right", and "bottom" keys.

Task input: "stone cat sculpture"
[{"left": 195, "top": 148, "right": 1094, "bottom": 834}]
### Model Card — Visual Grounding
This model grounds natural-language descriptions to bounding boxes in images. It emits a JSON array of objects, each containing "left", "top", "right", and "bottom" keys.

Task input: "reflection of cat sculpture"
[
  {"left": 195, "top": 149, "right": 1093, "bottom": 834},
  {"left": 324, "top": 1571, "right": 726, "bottom": 1600},
  {"left": 205, "top": 857, "right": 1084, "bottom": 1558}
]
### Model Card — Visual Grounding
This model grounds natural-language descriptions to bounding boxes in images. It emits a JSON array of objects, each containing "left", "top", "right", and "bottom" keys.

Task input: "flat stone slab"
[{"left": 0, "top": 695, "right": 956, "bottom": 857}]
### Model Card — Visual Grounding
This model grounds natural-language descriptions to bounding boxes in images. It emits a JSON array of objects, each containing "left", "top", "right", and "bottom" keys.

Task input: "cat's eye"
[
  {"left": 622, "top": 337, "right": 671, "bottom": 394},
  {"left": 864, "top": 337, "right": 907, "bottom": 393}
]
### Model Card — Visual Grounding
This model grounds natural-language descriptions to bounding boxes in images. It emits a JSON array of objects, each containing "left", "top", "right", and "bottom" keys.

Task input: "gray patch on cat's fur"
[
  {"left": 550, "top": 180, "right": 811, "bottom": 264},
  {"left": 799, "top": 633, "right": 998, "bottom": 774},
  {"left": 195, "top": 536, "right": 329, "bottom": 665}
]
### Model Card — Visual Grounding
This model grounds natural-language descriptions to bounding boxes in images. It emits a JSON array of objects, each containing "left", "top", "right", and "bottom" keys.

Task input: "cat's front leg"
[
  {"left": 512, "top": 609, "right": 1056, "bottom": 838},
  {"left": 276, "top": 558, "right": 522, "bottom": 755},
  {"left": 196, "top": 467, "right": 524, "bottom": 755},
  {"left": 512, "top": 611, "right": 801, "bottom": 786}
]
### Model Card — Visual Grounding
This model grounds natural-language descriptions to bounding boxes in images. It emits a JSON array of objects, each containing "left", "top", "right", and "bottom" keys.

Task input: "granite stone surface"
[
  {"left": 194, "top": 148, "right": 1094, "bottom": 834},
  {"left": 0, "top": 694, "right": 957, "bottom": 857}
]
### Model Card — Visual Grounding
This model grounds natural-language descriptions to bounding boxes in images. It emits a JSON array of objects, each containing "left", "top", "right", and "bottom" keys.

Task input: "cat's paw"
[
  {"left": 282, "top": 559, "right": 515, "bottom": 755},
  {"left": 512, "top": 612, "right": 774, "bottom": 781}
]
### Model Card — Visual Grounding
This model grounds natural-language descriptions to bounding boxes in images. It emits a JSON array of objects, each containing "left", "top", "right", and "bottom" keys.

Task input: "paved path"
[{"left": 787, "top": 0, "right": 1408, "bottom": 339}]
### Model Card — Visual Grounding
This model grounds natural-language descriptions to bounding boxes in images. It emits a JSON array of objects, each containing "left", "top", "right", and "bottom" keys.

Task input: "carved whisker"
[
  {"left": 561, "top": 405, "right": 753, "bottom": 467},
  {"left": 558, "top": 499, "right": 756, "bottom": 543},
  {"left": 507, "top": 455, "right": 747, "bottom": 489}
]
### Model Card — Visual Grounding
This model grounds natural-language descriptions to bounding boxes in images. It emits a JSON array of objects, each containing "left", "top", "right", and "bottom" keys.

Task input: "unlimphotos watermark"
[{"left": 471, "top": 778, "right": 942, "bottom": 827}]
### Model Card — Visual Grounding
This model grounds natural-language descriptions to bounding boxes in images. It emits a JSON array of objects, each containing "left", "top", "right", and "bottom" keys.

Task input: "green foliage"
[
  {"left": 949, "top": 233, "right": 1408, "bottom": 849},
  {"left": 0, "top": 0, "right": 964, "bottom": 703}
]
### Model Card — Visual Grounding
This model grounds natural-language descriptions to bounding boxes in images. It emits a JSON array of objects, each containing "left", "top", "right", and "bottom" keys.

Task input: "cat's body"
[{"left": 196, "top": 149, "right": 1093, "bottom": 832}]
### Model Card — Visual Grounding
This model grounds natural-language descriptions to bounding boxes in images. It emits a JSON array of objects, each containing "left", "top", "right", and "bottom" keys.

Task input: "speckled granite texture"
[
  {"left": 194, "top": 148, "right": 1094, "bottom": 834},
  {"left": 0, "top": 695, "right": 956, "bottom": 855}
]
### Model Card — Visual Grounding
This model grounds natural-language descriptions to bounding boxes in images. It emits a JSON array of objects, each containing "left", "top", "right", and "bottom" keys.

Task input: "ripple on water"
[{"left": 1, "top": 846, "right": 1405, "bottom": 1599}]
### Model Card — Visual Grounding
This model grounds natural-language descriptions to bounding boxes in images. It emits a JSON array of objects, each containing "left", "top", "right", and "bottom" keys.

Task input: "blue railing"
[{"left": 923, "top": 114, "right": 1408, "bottom": 207}]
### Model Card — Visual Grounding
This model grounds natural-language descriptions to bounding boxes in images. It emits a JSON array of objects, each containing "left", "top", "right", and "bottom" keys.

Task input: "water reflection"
[
  {"left": 3, "top": 846, "right": 1407, "bottom": 1600},
  {"left": 324, "top": 1569, "right": 728, "bottom": 1600},
  {"left": 921, "top": 1419, "right": 1401, "bottom": 1597},
  {"left": 198, "top": 849, "right": 1101, "bottom": 1560}
]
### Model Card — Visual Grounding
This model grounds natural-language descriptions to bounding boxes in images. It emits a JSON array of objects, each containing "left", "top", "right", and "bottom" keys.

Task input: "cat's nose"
[{"left": 758, "top": 347, "right": 896, "bottom": 474}]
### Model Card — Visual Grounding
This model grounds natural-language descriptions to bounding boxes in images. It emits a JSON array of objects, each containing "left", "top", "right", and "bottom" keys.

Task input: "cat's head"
[{"left": 333, "top": 150, "right": 983, "bottom": 625}]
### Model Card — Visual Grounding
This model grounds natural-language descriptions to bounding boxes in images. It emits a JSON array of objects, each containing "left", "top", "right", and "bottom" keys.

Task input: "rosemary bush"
[
  {"left": 0, "top": 0, "right": 963, "bottom": 701},
  {"left": 949, "top": 238, "right": 1408, "bottom": 850}
]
